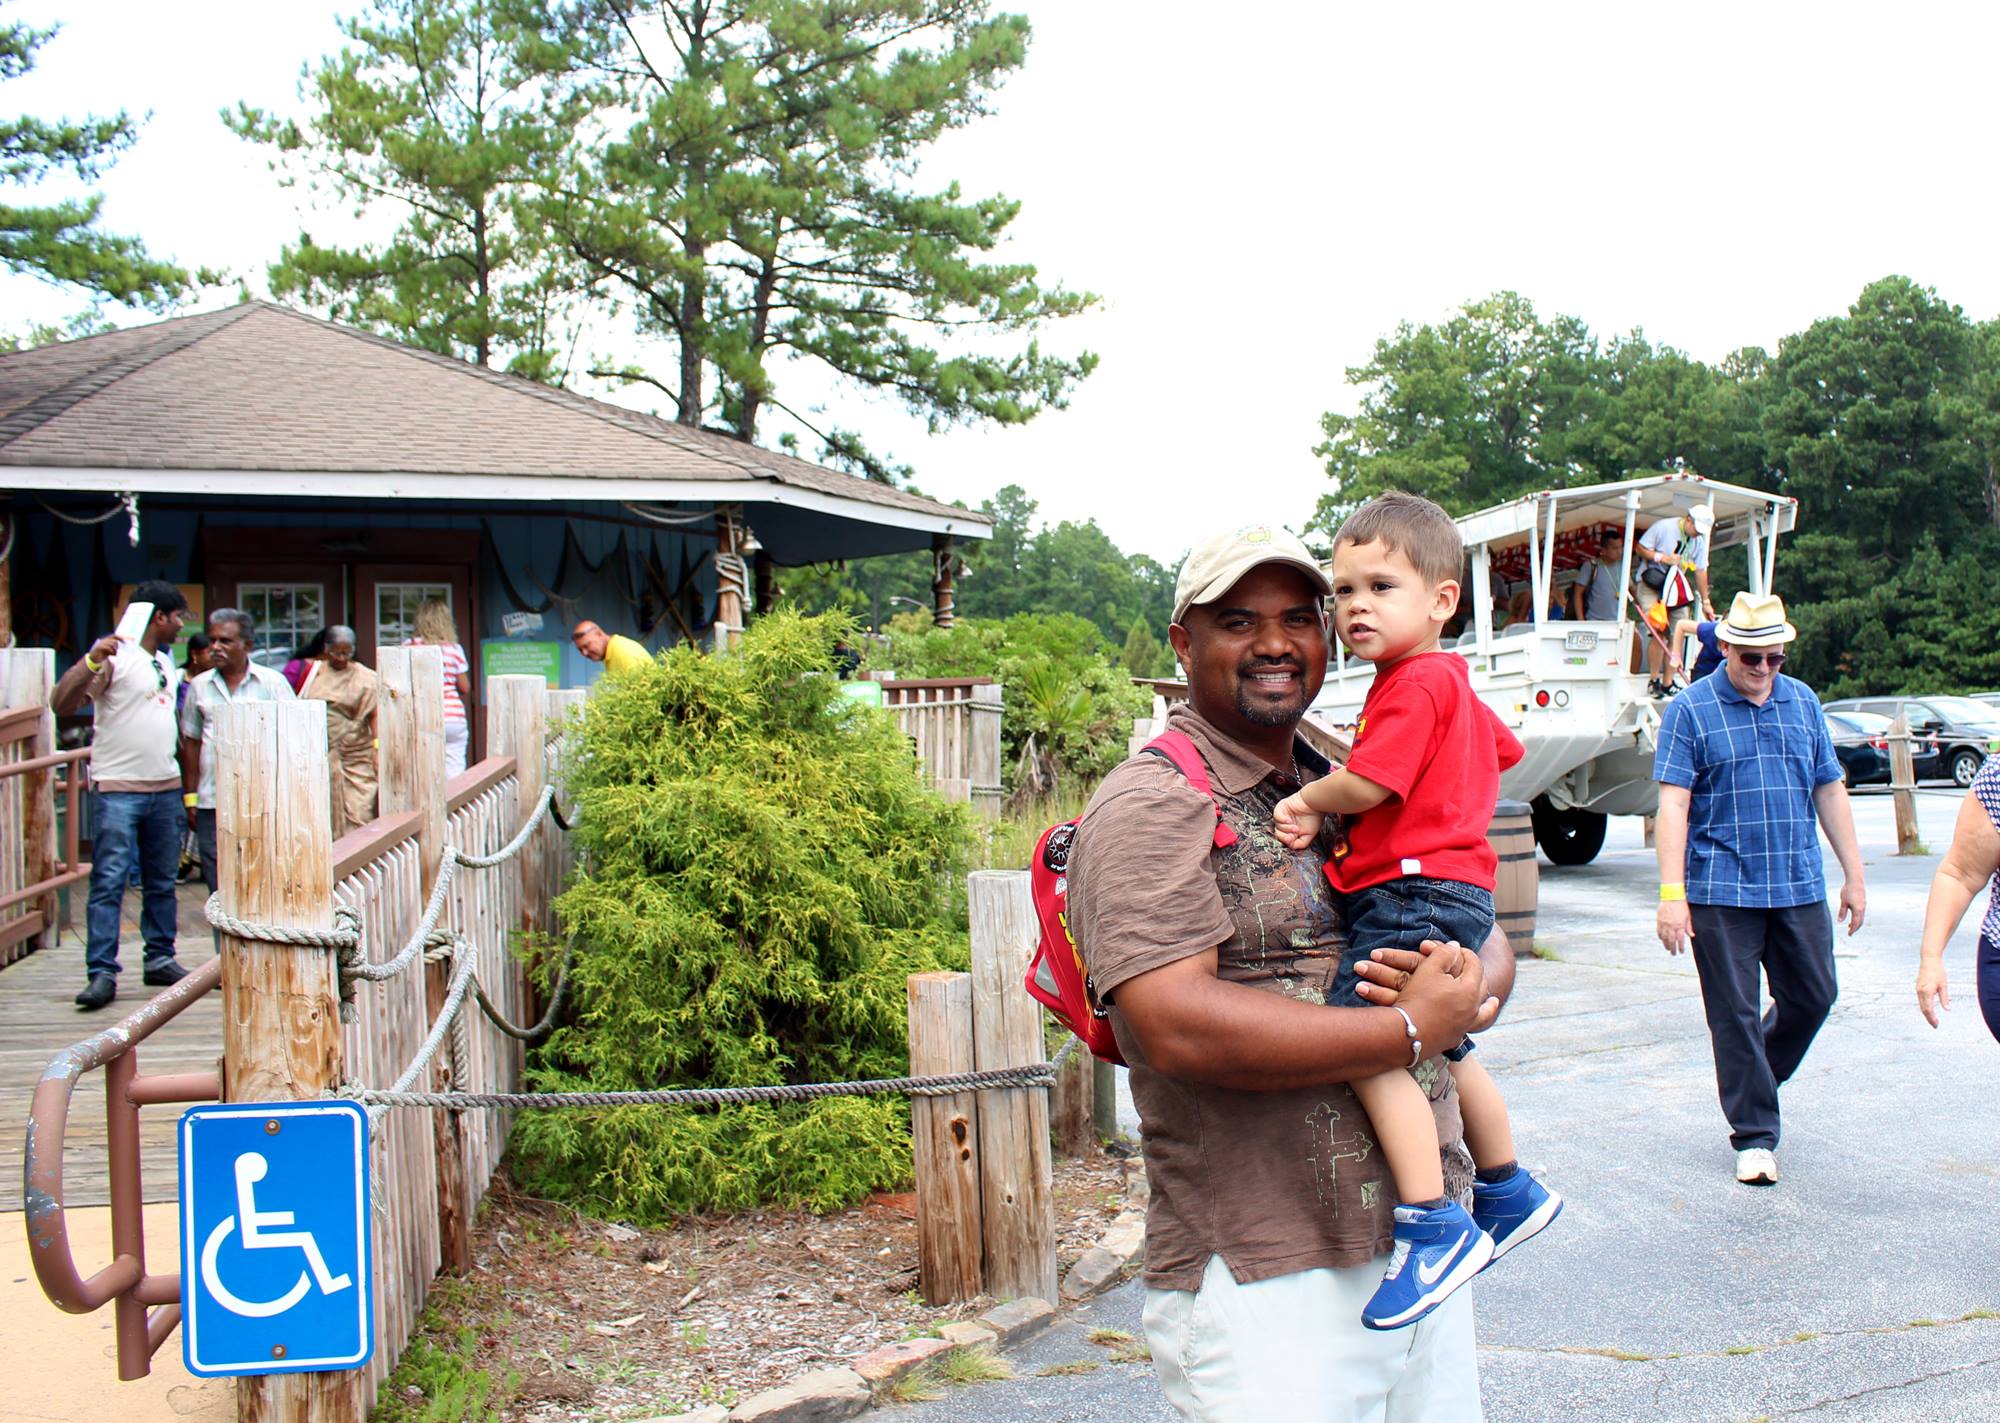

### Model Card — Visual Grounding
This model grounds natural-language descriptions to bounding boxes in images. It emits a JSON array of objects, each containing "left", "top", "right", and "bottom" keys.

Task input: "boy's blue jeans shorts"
[{"left": 1332, "top": 876, "right": 1495, "bottom": 1061}]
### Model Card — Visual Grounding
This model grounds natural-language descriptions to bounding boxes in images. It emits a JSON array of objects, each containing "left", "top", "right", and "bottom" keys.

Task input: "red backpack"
[{"left": 1024, "top": 730, "right": 1238, "bottom": 1065}]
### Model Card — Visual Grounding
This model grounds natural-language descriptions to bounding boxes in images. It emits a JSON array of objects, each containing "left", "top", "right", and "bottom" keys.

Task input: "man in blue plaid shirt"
[{"left": 1652, "top": 591, "right": 1866, "bottom": 1187}]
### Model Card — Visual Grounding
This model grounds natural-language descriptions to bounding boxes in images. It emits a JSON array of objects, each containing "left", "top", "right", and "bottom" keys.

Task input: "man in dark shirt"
[{"left": 1068, "top": 524, "right": 1505, "bottom": 1420}]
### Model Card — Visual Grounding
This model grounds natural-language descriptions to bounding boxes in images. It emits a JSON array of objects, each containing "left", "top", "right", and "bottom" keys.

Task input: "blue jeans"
[
  {"left": 1334, "top": 877, "right": 1496, "bottom": 1061},
  {"left": 86, "top": 789, "right": 182, "bottom": 979}
]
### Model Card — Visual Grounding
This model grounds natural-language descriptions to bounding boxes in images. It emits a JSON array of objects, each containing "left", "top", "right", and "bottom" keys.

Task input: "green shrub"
[
  {"left": 510, "top": 610, "right": 975, "bottom": 1220},
  {"left": 872, "top": 612, "right": 1149, "bottom": 792}
]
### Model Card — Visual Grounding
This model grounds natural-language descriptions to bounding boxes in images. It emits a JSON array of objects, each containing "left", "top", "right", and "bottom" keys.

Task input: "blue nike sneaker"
[
  {"left": 1361, "top": 1201, "right": 1493, "bottom": 1331},
  {"left": 1472, "top": 1168, "right": 1563, "bottom": 1264}
]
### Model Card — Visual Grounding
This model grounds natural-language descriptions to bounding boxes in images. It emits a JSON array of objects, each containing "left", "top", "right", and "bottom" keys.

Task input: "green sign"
[
  {"left": 481, "top": 640, "right": 562, "bottom": 686},
  {"left": 838, "top": 679, "right": 885, "bottom": 707}
]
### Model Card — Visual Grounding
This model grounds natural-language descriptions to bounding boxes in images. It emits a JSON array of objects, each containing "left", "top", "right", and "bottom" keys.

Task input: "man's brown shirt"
[{"left": 1068, "top": 704, "right": 1470, "bottom": 1289}]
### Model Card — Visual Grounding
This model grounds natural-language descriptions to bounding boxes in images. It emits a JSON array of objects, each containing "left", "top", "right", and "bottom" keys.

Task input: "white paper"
[{"left": 115, "top": 600, "right": 154, "bottom": 642}]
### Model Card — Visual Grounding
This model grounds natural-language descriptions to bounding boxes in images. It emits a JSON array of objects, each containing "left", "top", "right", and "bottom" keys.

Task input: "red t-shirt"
[{"left": 1326, "top": 652, "right": 1524, "bottom": 893}]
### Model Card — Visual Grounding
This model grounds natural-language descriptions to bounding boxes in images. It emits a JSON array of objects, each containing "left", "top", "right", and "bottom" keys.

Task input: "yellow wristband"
[
  {"left": 1659, "top": 883, "right": 1686, "bottom": 902},
  {"left": 84, "top": 655, "right": 104, "bottom": 674},
  {"left": 183, "top": 793, "right": 198, "bottom": 808}
]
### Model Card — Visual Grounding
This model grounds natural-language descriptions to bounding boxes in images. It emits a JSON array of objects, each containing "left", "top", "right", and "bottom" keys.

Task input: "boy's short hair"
[{"left": 1333, "top": 492, "right": 1463, "bottom": 586}]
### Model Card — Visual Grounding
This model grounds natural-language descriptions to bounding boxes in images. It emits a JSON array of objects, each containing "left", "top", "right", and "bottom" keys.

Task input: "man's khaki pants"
[{"left": 1143, "top": 1253, "right": 1483, "bottom": 1422}]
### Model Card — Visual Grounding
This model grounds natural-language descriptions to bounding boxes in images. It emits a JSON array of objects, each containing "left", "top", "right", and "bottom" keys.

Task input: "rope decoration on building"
[{"left": 204, "top": 782, "right": 1074, "bottom": 1117}]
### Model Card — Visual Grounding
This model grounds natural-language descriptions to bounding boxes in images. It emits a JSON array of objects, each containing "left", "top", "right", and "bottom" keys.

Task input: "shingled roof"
[{"left": 0, "top": 302, "right": 988, "bottom": 559}]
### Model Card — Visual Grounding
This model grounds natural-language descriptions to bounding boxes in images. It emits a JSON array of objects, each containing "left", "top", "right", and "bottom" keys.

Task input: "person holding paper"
[{"left": 50, "top": 581, "right": 192, "bottom": 1011}]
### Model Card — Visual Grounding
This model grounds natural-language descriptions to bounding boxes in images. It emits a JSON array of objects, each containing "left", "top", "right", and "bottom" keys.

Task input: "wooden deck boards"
[{"left": 0, "top": 882, "right": 220, "bottom": 1211}]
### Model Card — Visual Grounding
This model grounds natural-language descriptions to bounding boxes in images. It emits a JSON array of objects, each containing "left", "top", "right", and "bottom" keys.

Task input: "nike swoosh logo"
[{"left": 1416, "top": 1250, "right": 1455, "bottom": 1287}]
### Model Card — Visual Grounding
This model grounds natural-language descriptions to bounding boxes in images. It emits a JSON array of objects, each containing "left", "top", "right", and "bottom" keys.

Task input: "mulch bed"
[{"left": 401, "top": 1148, "right": 1131, "bottom": 1419}]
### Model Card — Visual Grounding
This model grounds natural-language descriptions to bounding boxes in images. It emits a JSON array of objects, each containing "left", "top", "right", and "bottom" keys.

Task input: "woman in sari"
[{"left": 301, "top": 625, "right": 379, "bottom": 835}]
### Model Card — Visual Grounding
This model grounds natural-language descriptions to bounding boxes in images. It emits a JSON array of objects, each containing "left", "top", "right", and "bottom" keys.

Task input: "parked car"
[
  {"left": 1822, "top": 695, "right": 2000, "bottom": 788},
  {"left": 1824, "top": 711, "right": 1892, "bottom": 787}
]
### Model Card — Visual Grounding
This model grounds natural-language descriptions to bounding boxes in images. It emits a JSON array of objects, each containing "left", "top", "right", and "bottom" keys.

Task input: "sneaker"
[
  {"left": 74, "top": 974, "right": 117, "bottom": 1011},
  {"left": 1735, "top": 1148, "right": 1779, "bottom": 1186},
  {"left": 142, "top": 960, "right": 189, "bottom": 987},
  {"left": 1472, "top": 1169, "right": 1564, "bottom": 1264},
  {"left": 1361, "top": 1201, "right": 1494, "bottom": 1331}
]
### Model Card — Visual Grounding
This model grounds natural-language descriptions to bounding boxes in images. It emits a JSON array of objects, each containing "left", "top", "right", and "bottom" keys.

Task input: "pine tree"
[{"left": 1, "top": 8, "right": 198, "bottom": 308}]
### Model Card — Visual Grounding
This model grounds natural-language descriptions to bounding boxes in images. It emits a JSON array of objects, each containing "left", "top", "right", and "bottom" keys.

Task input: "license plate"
[{"left": 1562, "top": 630, "right": 1598, "bottom": 652}]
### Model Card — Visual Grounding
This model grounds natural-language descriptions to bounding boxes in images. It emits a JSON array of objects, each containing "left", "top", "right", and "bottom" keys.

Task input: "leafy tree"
[
  {"left": 1, "top": 7, "right": 200, "bottom": 307},
  {"left": 550, "top": 0, "right": 1096, "bottom": 462},
  {"left": 1121, "top": 620, "right": 1162, "bottom": 678},
  {"left": 513, "top": 610, "right": 974, "bottom": 1218},
  {"left": 1309, "top": 292, "right": 1600, "bottom": 531},
  {"left": 874, "top": 611, "right": 1147, "bottom": 790},
  {"left": 227, "top": 0, "right": 588, "bottom": 378},
  {"left": 1764, "top": 276, "right": 1984, "bottom": 687}
]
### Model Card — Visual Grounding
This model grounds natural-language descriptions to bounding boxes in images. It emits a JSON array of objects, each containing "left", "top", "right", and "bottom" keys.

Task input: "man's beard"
[{"left": 1234, "top": 668, "right": 1307, "bottom": 727}]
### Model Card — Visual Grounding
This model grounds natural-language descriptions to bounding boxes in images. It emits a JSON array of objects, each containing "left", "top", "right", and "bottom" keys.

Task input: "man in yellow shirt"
[{"left": 571, "top": 621, "right": 651, "bottom": 678}]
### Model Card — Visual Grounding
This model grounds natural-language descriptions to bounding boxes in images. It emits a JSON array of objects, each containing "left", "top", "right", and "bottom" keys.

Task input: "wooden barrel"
[{"left": 1488, "top": 799, "right": 1538, "bottom": 950}]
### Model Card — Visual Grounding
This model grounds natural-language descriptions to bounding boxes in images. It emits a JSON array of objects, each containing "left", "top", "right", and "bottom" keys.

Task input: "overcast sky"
[{"left": 8, "top": 2, "right": 1999, "bottom": 565}]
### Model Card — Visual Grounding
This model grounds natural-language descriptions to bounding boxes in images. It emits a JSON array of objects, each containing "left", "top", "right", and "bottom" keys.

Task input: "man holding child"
[{"left": 1068, "top": 506, "right": 1517, "bottom": 1420}]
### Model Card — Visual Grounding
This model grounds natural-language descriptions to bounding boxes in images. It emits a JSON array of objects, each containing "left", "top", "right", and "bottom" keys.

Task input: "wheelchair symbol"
[{"left": 198, "top": 1151, "right": 354, "bottom": 1319}]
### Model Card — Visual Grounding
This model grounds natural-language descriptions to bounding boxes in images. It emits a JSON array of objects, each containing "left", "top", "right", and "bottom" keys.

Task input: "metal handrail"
[{"left": 25, "top": 958, "right": 222, "bottom": 1378}]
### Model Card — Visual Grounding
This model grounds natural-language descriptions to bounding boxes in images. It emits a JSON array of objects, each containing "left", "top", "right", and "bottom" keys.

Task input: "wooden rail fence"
[
  {"left": 24, "top": 659, "right": 570, "bottom": 1421},
  {"left": 877, "top": 677, "right": 1003, "bottom": 815},
  {"left": 0, "top": 648, "right": 87, "bottom": 967}
]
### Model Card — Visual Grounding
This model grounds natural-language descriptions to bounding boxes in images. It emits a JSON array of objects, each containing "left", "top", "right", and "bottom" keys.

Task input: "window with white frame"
[
  {"left": 376, "top": 583, "right": 454, "bottom": 647},
  {"left": 237, "top": 583, "right": 325, "bottom": 671}
]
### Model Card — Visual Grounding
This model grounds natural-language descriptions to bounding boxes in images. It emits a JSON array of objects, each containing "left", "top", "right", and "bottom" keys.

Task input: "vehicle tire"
[
  {"left": 1951, "top": 748, "right": 1984, "bottom": 789},
  {"left": 1531, "top": 797, "right": 1608, "bottom": 866}
]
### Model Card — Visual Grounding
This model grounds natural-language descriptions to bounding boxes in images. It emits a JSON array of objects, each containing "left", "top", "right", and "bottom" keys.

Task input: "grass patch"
[
  {"left": 1791, "top": 1331, "right": 1819, "bottom": 1343},
  {"left": 1724, "top": 1344, "right": 1759, "bottom": 1356},
  {"left": 1527, "top": 941, "right": 1563, "bottom": 962},
  {"left": 888, "top": 1367, "right": 946, "bottom": 1404},
  {"left": 938, "top": 1346, "right": 1014, "bottom": 1384},
  {"left": 1909, "top": 1318, "right": 1939, "bottom": 1328},
  {"left": 1035, "top": 1360, "right": 1101, "bottom": 1377},
  {"left": 1087, "top": 1327, "right": 1136, "bottom": 1346},
  {"left": 371, "top": 1279, "right": 517, "bottom": 1423},
  {"left": 1109, "top": 1344, "right": 1152, "bottom": 1364},
  {"left": 976, "top": 791, "right": 1093, "bottom": 872},
  {"left": 1962, "top": 1307, "right": 2000, "bottom": 1321}
]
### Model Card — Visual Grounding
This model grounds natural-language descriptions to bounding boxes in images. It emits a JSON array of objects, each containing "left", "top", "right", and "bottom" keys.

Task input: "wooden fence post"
[
  {"left": 1050, "top": 1045, "right": 1093, "bottom": 1158},
  {"left": 907, "top": 971, "right": 983, "bottom": 1304},
  {"left": 1889, "top": 714, "right": 1922, "bottom": 855},
  {"left": 1091, "top": 1059, "right": 1119, "bottom": 1144},
  {"left": 376, "top": 647, "right": 470, "bottom": 1273},
  {"left": 0, "top": 647, "right": 55, "bottom": 954},
  {"left": 487, "top": 676, "right": 547, "bottom": 938},
  {"left": 217, "top": 699, "right": 358, "bottom": 1423},
  {"left": 966, "top": 870, "right": 1057, "bottom": 1303},
  {"left": 969, "top": 682, "right": 1003, "bottom": 818}
]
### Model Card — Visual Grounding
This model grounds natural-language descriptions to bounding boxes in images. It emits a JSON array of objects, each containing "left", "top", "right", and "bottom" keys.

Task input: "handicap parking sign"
[{"left": 179, "top": 1101, "right": 373, "bottom": 1377}]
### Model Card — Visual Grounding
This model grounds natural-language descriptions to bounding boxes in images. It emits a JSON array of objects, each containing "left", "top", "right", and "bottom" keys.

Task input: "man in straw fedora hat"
[{"left": 1652, "top": 590, "right": 1866, "bottom": 1186}]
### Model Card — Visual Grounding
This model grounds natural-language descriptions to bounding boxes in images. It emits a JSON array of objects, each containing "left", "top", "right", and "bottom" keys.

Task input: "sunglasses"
[{"left": 1732, "top": 651, "right": 1787, "bottom": 669}]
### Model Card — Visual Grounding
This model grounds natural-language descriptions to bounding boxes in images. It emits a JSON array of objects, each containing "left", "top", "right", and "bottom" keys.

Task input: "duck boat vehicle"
[{"left": 1308, "top": 473, "right": 1799, "bottom": 866}]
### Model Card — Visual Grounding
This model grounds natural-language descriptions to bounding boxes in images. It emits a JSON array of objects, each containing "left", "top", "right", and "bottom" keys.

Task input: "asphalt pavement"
[{"left": 895, "top": 785, "right": 2000, "bottom": 1422}]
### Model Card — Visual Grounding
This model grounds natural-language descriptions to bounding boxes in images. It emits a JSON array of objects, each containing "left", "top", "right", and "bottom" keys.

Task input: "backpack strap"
[{"left": 1141, "top": 729, "right": 1239, "bottom": 849}]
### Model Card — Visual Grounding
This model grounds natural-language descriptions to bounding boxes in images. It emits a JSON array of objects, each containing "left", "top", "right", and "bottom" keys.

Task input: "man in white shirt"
[
  {"left": 50, "top": 582, "right": 190, "bottom": 1011},
  {"left": 1634, "top": 506, "right": 1716, "bottom": 692},
  {"left": 179, "top": 609, "right": 295, "bottom": 895}
]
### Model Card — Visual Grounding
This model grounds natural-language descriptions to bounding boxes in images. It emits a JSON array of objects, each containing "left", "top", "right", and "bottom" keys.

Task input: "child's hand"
[{"left": 1273, "top": 792, "right": 1323, "bottom": 850}]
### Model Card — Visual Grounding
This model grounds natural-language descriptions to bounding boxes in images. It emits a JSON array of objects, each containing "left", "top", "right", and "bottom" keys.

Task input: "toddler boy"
[{"left": 1275, "top": 491, "right": 1562, "bottom": 1329}]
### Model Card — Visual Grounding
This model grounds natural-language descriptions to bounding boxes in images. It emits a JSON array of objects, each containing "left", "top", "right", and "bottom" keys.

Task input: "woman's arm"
[{"left": 1917, "top": 788, "right": 2000, "bottom": 1027}]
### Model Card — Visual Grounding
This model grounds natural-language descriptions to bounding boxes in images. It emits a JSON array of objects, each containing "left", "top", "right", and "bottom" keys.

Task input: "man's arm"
[
  {"left": 51, "top": 635, "right": 120, "bottom": 716},
  {"left": 1655, "top": 784, "right": 1693, "bottom": 954},
  {"left": 1111, "top": 939, "right": 1487, "bottom": 1091},
  {"left": 1813, "top": 778, "right": 1867, "bottom": 934}
]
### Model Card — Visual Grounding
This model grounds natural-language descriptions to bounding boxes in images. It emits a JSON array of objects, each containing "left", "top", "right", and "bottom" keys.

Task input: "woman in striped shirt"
[{"left": 409, "top": 597, "right": 472, "bottom": 777}]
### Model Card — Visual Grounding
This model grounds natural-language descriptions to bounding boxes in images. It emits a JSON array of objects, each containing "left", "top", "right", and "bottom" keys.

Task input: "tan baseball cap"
[{"left": 1172, "top": 523, "right": 1332, "bottom": 625}]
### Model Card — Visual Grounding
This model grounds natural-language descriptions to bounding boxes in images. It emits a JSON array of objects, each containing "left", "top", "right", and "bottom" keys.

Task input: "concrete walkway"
[{"left": 900, "top": 787, "right": 2000, "bottom": 1423}]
